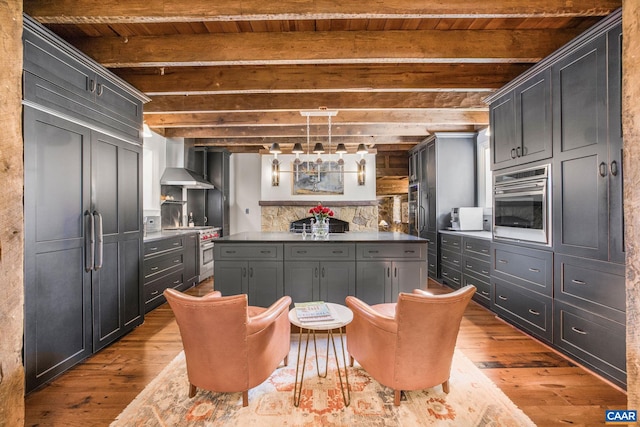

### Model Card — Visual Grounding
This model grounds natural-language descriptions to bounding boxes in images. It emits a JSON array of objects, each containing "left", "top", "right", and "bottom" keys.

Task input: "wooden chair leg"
[
  {"left": 442, "top": 380, "right": 450, "bottom": 394},
  {"left": 284, "top": 355, "right": 289, "bottom": 366},
  {"left": 394, "top": 389, "right": 401, "bottom": 406},
  {"left": 242, "top": 390, "right": 249, "bottom": 407},
  {"left": 189, "top": 383, "right": 197, "bottom": 398}
]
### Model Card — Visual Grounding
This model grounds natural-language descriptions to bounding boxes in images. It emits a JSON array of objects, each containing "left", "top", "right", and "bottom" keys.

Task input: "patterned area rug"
[{"left": 112, "top": 335, "right": 536, "bottom": 426}]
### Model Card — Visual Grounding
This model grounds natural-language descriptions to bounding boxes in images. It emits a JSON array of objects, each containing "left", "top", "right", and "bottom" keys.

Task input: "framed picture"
[{"left": 292, "top": 161, "right": 344, "bottom": 195}]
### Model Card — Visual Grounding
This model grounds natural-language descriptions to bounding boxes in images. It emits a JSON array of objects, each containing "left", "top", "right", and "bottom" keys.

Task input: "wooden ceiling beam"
[
  {"left": 160, "top": 124, "right": 433, "bottom": 138},
  {"left": 24, "top": 0, "right": 621, "bottom": 23},
  {"left": 144, "top": 91, "right": 492, "bottom": 112},
  {"left": 68, "top": 29, "right": 581, "bottom": 67},
  {"left": 160, "top": 133, "right": 428, "bottom": 144},
  {"left": 144, "top": 110, "right": 488, "bottom": 128},
  {"left": 116, "top": 64, "right": 531, "bottom": 94}
]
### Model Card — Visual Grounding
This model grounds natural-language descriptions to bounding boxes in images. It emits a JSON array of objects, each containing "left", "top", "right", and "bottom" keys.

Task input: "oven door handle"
[
  {"left": 495, "top": 190, "right": 544, "bottom": 199},
  {"left": 494, "top": 182, "right": 545, "bottom": 194},
  {"left": 201, "top": 242, "right": 214, "bottom": 250}
]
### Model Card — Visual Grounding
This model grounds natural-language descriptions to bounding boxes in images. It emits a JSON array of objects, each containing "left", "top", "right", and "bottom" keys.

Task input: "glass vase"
[{"left": 312, "top": 217, "right": 330, "bottom": 239}]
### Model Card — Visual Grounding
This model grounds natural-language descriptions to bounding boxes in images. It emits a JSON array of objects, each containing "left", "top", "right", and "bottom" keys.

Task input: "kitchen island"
[{"left": 214, "top": 232, "right": 427, "bottom": 307}]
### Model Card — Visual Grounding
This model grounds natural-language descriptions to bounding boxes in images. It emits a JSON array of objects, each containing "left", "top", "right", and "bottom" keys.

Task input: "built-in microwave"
[{"left": 493, "top": 164, "right": 551, "bottom": 245}]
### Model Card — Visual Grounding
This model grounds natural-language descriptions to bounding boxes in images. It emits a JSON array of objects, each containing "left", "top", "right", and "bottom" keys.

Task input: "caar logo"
[{"left": 605, "top": 410, "right": 637, "bottom": 424}]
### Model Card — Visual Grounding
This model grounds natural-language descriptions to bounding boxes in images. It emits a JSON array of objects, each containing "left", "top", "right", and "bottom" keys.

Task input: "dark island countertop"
[
  {"left": 143, "top": 229, "right": 198, "bottom": 242},
  {"left": 216, "top": 231, "right": 427, "bottom": 243}
]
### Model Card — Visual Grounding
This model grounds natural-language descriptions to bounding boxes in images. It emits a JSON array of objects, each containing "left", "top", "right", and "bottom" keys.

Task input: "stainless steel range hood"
[
  {"left": 161, "top": 138, "right": 214, "bottom": 189},
  {"left": 160, "top": 167, "right": 214, "bottom": 189}
]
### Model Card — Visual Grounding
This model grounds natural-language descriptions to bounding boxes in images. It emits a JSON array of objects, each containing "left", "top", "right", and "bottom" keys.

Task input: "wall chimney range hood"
[{"left": 160, "top": 167, "right": 214, "bottom": 189}]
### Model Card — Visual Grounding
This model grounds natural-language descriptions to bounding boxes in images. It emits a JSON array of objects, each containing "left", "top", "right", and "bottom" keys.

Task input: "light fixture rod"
[{"left": 300, "top": 110, "right": 338, "bottom": 117}]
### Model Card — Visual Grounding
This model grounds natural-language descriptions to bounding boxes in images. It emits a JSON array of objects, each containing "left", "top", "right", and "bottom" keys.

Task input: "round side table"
[{"left": 288, "top": 303, "right": 353, "bottom": 407}]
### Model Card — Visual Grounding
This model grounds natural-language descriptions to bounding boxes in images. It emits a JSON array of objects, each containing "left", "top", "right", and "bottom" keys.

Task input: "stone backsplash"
[{"left": 261, "top": 205, "right": 378, "bottom": 232}]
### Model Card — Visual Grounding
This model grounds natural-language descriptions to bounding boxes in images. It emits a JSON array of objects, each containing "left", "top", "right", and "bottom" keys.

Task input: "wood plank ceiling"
[{"left": 24, "top": 1, "right": 620, "bottom": 161}]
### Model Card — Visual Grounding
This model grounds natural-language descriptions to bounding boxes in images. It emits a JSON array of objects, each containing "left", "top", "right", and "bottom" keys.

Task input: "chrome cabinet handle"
[
  {"left": 151, "top": 290, "right": 159, "bottom": 296},
  {"left": 599, "top": 162, "right": 607, "bottom": 177},
  {"left": 93, "top": 211, "right": 103, "bottom": 270},
  {"left": 173, "top": 280, "right": 181, "bottom": 284},
  {"left": 481, "top": 270, "right": 489, "bottom": 275},
  {"left": 516, "top": 146, "right": 522, "bottom": 157},
  {"left": 498, "top": 295, "right": 507, "bottom": 301},
  {"left": 481, "top": 290, "right": 489, "bottom": 296},
  {"left": 528, "top": 309, "right": 540, "bottom": 316},
  {"left": 572, "top": 279, "right": 587, "bottom": 285},
  {"left": 96, "top": 83, "right": 103, "bottom": 96},
  {"left": 610, "top": 160, "right": 619, "bottom": 176},
  {"left": 85, "top": 210, "right": 95, "bottom": 272},
  {"left": 510, "top": 148, "right": 517, "bottom": 159},
  {"left": 89, "top": 79, "right": 96, "bottom": 93},
  {"left": 529, "top": 267, "right": 540, "bottom": 272},
  {"left": 150, "top": 266, "right": 159, "bottom": 271},
  {"left": 498, "top": 259, "right": 508, "bottom": 264},
  {"left": 571, "top": 327, "right": 587, "bottom": 335}
]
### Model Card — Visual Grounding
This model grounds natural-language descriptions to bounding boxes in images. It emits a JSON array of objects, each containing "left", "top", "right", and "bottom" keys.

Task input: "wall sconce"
[
  {"left": 356, "top": 143, "right": 368, "bottom": 186},
  {"left": 270, "top": 142, "right": 281, "bottom": 186}
]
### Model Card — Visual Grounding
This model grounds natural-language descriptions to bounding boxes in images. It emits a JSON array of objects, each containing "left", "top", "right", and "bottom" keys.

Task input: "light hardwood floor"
[{"left": 24, "top": 279, "right": 627, "bottom": 426}]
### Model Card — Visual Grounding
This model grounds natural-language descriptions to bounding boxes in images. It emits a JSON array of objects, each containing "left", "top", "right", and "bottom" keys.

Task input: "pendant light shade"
[
  {"left": 269, "top": 142, "right": 282, "bottom": 154},
  {"left": 356, "top": 143, "right": 368, "bottom": 154},
  {"left": 335, "top": 143, "right": 347, "bottom": 154},
  {"left": 292, "top": 142, "right": 304, "bottom": 154},
  {"left": 313, "top": 142, "right": 325, "bottom": 154}
]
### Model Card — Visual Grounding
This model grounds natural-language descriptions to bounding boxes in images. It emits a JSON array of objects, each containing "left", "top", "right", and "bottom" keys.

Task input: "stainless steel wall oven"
[{"left": 493, "top": 164, "right": 551, "bottom": 245}]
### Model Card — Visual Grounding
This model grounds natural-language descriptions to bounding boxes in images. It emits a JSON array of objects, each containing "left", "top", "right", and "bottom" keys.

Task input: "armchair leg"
[
  {"left": 442, "top": 380, "right": 450, "bottom": 394},
  {"left": 242, "top": 390, "right": 249, "bottom": 407},
  {"left": 394, "top": 390, "right": 401, "bottom": 406},
  {"left": 349, "top": 355, "right": 354, "bottom": 367},
  {"left": 189, "top": 383, "right": 197, "bottom": 398},
  {"left": 284, "top": 355, "right": 289, "bottom": 366}
]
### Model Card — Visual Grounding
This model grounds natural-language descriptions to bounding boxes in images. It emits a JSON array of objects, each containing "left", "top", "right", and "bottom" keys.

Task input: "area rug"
[{"left": 111, "top": 335, "right": 536, "bottom": 426}]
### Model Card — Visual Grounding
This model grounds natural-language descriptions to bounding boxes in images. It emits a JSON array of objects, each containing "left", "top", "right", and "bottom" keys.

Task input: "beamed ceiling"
[{"left": 24, "top": 1, "right": 621, "bottom": 157}]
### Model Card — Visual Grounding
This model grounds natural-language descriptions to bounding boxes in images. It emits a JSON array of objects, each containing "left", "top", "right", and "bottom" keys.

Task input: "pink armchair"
[
  {"left": 345, "top": 285, "right": 475, "bottom": 405},
  {"left": 164, "top": 289, "right": 292, "bottom": 406}
]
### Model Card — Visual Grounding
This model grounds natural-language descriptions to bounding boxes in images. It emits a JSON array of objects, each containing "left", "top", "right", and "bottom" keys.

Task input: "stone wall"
[
  {"left": 623, "top": 0, "right": 640, "bottom": 411},
  {"left": 261, "top": 205, "right": 377, "bottom": 232},
  {"left": 0, "top": 3, "right": 24, "bottom": 426}
]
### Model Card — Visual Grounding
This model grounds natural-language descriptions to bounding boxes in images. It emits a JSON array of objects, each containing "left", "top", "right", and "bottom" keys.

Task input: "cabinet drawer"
[
  {"left": 464, "top": 273, "right": 491, "bottom": 306},
  {"left": 144, "top": 270, "right": 184, "bottom": 304},
  {"left": 441, "top": 264, "right": 462, "bottom": 289},
  {"left": 425, "top": 232, "right": 438, "bottom": 252},
  {"left": 144, "top": 236, "right": 184, "bottom": 257},
  {"left": 440, "top": 234, "right": 462, "bottom": 252},
  {"left": 286, "top": 243, "right": 355, "bottom": 260},
  {"left": 463, "top": 256, "right": 490, "bottom": 278},
  {"left": 493, "top": 278, "right": 552, "bottom": 342},
  {"left": 492, "top": 243, "right": 553, "bottom": 296},
  {"left": 554, "top": 301, "right": 625, "bottom": 387},
  {"left": 357, "top": 243, "right": 425, "bottom": 260},
  {"left": 554, "top": 254, "right": 625, "bottom": 322},
  {"left": 144, "top": 251, "right": 183, "bottom": 279},
  {"left": 440, "top": 248, "right": 462, "bottom": 268},
  {"left": 463, "top": 238, "right": 491, "bottom": 259},
  {"left": 215, "top": 244, "right": 283, "bottom": 260}
]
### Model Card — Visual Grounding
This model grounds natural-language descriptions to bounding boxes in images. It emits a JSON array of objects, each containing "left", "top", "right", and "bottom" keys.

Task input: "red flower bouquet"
[{"left": 309, "top": 203, "right": 334, "bottom": 221}]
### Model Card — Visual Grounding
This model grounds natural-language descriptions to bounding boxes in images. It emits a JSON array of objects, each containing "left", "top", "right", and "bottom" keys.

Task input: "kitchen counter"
[
  {"left": 216, "top": 231, "right": 426, "bottom": 243},
  {"left": 439, "top": 229, "right": 492, "bottom": 241}
]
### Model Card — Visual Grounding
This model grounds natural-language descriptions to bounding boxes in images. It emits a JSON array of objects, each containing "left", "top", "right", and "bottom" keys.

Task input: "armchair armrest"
[
  {"left": 201, "top": 290, "right": 222, "bottom": 300},
  {"left": 345, "top": 296, "right": 397, "bottom": 334},
  {"left": 247, "top": 296, "right": 292, "bottom": 334},
  {"left": 412, "top": 289, "right": 434, "bottom": 296}
]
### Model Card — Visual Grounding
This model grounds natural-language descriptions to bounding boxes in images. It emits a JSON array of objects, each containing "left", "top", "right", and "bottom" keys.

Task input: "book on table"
[{"left": 294, "top": 301, "right": 335, "bottom": 322}]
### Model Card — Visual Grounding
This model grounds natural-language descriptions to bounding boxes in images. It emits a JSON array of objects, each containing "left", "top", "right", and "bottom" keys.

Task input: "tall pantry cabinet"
[{"left": 22, "top": 15, "right": 149, "bottom": 392}]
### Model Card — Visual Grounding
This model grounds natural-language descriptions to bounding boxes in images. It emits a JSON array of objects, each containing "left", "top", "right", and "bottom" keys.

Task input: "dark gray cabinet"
[
  {"left": 462, "top": 237, "right": 492, "bottom": 307},
  {"left": 207, "top": 149, "right": 231, "bottom": 237},
  {"left": 23, "top": 108, "right": 144, "bottom": 391},
  {"left": 143, "top": 233, "right": 198, "bottom": 312},
  {"left": 440, "top": 234, "right": 462, "bottom": 289},
  {"left": 552, "top": 22, "right": 624, "bottom": 265},
  {"left": 490, "top": 242, "right": 553, "bottom": 343},
  {"left": 22, "top": 16, "right": 147, "bottom": 393},
  {"left": 490, "top": 69, "right": 552, "bottom": 170},
  {"left": 214, "top": 243, "right": 284, "bottom": 307},
  {"left": 408, "top": 133, "right": 476, "bottom": 279},
  {"left": 284, "top": 243, "right": 356, "bottom": 305},
  {"left": 355, "top": 243, "right": 427, "bottom": 305}
]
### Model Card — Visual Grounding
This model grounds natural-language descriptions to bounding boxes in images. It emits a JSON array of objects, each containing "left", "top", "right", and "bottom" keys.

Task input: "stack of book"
[{"left": 294, "top": 301, "right": 335, "bottom": 323}]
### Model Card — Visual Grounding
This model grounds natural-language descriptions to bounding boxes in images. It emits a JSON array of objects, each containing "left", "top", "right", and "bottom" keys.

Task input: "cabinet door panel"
[
  {"left": 248, "top": 261, "right": 284, "bottom": 307},
  {"left": 490, "top": 93, "right": 516, "bottom": 169},
  {"left": 23, "top": 108, "right": 93, "bottom": 392},
  {"left": 284, "top": 261, "right": 317, "bottom": 305},
  {"left": 93, "top": 241, "right": 120, "bottom": 349},
  {"left": 356, "top": 261, "right": 389, "bottom": 305},
  {"left": 213, "top": 261, "right": 247, "bottom": 297},
  {"left": 392, "top": 261, "right": 426, "bottom": 301},
  {"left": 517, "top": 69, "right": 552, "bottom": 162},
  {"left": 321, "top": 262, "right": 356, "bottom": 304}
]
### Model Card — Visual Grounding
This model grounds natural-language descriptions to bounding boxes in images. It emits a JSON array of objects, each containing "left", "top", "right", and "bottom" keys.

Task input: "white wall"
[
  {"left": 142, "top": 131, "right": 167, "bottom": 217},
  {"left": 260, "top": 153, "right": 376, "bottom": 201},
  {"left": 230, "top": 153, "right": 262, "bottom": 234}
]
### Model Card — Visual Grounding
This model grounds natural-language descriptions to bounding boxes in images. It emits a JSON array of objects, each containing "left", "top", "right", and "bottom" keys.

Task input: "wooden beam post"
[
  {"left": 623, "top": 0, "right": 640, "bottom": 410},
  {"left": 0, "top": 2, "right": 25, "bottom": 425}
]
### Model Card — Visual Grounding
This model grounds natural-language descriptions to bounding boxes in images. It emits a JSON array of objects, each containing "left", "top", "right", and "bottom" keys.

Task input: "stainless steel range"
[{"left": 164, "top": 226, "right": 219, "bottom": 281}]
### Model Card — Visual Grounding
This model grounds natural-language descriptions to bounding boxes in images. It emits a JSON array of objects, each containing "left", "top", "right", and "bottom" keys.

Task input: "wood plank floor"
[{"left": 24, "top": 279, "right": 627, "bottom": 426}]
